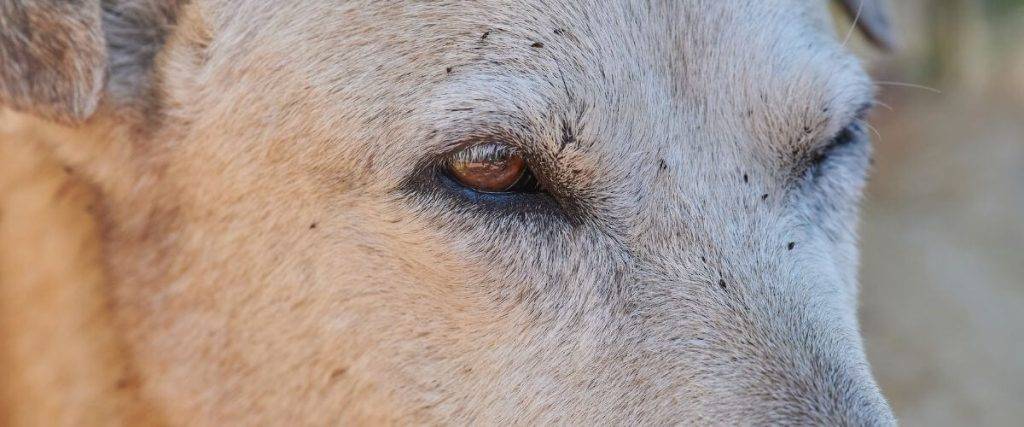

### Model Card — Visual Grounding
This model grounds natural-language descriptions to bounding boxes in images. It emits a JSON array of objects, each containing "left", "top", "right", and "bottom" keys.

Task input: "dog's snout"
[
  {"left": 633, "top": 257, "right": 894, "bottom": 424},
  {"left": 666, "top": 318, "right": 896, "bottom": 425},
  {"left": 746, "top": 359, "right": 896, "bottom": 426}
]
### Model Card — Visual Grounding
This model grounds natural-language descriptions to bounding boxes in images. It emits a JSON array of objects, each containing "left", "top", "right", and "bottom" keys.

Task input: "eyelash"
[{"left": 446, "top": 143, "right": 514, "bottom": 165}]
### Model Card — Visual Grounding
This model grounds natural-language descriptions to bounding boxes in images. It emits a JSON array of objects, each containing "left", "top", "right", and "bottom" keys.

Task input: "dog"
[{"left": 1, "top": 0, "right": 897, "bottom": 424}]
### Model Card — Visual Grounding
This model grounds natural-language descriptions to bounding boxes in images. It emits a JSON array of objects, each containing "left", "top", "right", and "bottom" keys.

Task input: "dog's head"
[{"left": 2, "top": 0, "right": 897, "bottom": 424}]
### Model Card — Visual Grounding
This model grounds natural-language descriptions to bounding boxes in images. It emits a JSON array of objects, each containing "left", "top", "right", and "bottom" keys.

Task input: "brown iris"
[{"left": 447, "top": 144, "right": 530, "bottom": 193}]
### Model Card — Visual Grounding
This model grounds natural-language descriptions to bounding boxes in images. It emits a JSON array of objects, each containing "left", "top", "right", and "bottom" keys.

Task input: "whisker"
[
  {"left": 871, "top": 100, "right": 894, "bottom": 112},
  {"left": 863, "top": 122, "right": 883, "bottom": 141},
  {"left": 842, "top": 0, "right": 866, "bottom": 48},
  {"left": 875, "top": 81, "right": 943, "bottom": 94}
]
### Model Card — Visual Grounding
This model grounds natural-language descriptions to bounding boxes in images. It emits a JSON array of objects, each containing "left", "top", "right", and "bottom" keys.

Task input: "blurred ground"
[{"left": 856, "top": 1, "right": 1024, "bottom": 425}]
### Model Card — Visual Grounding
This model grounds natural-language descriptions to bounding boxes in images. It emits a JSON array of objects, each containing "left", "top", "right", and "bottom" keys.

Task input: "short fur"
[{"left": 1, "top": 0, "right": 895, "bottom": 424}]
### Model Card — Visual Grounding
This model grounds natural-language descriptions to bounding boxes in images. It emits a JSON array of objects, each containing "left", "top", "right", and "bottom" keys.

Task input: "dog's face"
[{"left": 2, "top": 0, "right": 896, "bottom": 424}]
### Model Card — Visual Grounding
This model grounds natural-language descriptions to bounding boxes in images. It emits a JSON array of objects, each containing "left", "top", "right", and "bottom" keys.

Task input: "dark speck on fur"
[
  {"left": 329, "top": 367, "right": 347, "bottom": 380},
  {"left": 531, "top": 41, "right": 544, "bottom": 48},
  {"left": 719, "top": 279, "right": 727, "bottom": 290},
  {"left": 788, "top": 242, "right": 796, "bottom": 250},
  {"left": 481, "top": 30, "right": 490, "bottom": 40},
  {"left": 309, "top": 222, "right": 317, "bottom": 230}
]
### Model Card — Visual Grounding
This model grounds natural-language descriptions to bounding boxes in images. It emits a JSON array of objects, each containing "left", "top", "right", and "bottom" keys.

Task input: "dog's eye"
[
  {"left": 799, "top": 119, "right": 871, "bottom": 185},
  {"left": 445, "top": 143, "right": 541, "bottom": 193},
  {"left": 812, "top": 121, "right": 866, "bottom": 165}
]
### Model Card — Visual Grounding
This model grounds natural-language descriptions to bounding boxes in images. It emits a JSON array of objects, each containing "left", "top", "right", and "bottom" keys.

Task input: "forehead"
[{"left": 206, "top": 0, "right": 871, "bottom": 170}]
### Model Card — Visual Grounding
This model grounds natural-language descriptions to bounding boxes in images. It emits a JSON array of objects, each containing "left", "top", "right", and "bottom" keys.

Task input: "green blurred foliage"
[{"left": 984, "top": 0, "right": 1024, "bottom": 14}]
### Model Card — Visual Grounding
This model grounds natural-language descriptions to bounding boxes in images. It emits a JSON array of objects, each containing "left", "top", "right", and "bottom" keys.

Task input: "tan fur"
[
  {"left": 2, "top": 1, "right": 896, "bottom": 424},
  {"left": 0, "top": 113, "right": 155, "bottom": 426}
]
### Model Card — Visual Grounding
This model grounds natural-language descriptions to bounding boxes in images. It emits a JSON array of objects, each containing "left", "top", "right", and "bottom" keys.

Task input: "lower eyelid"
[{"left": 431, "top": 169, "right": 564, "bottom": 215}]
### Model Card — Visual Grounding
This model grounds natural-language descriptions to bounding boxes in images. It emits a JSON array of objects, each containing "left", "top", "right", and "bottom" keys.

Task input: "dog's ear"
[
  {"left": 0, "top": 1, "right": 107, "bottom": 125},
  {"left": 835, "top": 0, "right": 897, "bottom": 50}
]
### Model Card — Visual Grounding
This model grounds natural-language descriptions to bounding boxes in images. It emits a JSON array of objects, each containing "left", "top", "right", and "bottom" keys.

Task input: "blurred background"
[{"left": 849, "top": 0, "right": 1024, "bottom": 425}]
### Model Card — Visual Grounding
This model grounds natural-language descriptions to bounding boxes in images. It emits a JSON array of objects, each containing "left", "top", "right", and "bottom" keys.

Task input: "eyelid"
[
  {"left": 831, "top": 120, "right": 865, "bottom": 147},
  {"left": 797, "top": 110, "right": 872, "bottom": 183},
  {"left": 816, "top": 101, "right": 874, "bottom": 152},
  {"left": 840, "top": 102, "right": 873, "bottom": 140}
]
